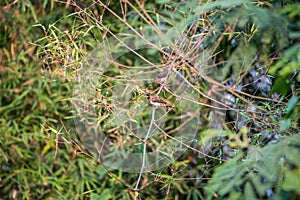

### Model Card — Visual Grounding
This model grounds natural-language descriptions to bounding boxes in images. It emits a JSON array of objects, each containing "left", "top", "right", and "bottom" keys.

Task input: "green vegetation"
[{"left": 0, "top": 0, "right": 299, "bottom": 199}]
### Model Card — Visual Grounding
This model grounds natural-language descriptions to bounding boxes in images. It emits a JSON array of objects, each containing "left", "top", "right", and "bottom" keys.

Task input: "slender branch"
[{"left": 134, "top": 107, "right": 156, "bottom": 195}]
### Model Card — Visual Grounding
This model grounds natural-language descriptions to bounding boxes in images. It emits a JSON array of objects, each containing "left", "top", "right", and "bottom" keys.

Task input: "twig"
[{"left": 134, "top": 107, "right": 156, "bottom": 196}]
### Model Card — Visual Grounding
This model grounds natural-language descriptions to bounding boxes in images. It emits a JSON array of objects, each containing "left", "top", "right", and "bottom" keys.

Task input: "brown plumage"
[
  {"left": 145, "top": 93, "right": 173, "bottom": 108},
  {"left": 153, "top": 69, "right": 170, "bottom": 84}
]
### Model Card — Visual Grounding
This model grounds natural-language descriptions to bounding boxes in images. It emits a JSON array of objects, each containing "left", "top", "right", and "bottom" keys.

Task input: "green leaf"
[
  {"left": 286, "top": 147, "right": 300, "bottom": 166},
  {"left": 90, "top": 189, "right": 112, "bottom": 200},
  {"left": 156, "top": 0, "right": 171, "bottom": 4},
  {"left": 269, "top": 43, "right": 300, "bottom": 75},
  {"left": 250, "top": 173, "right": 272, "bottom": 196},
  {"left": 199, "top": 129, "right": 230, "bottom": 145},
  {"left": 282, "top": 170, "right": 300, "bottom": 193},
  {"left": 206, "top": 134, "right": 300, "bottom": 199},
  {"left": 194, "top": 0, "right": 249, "bottom": 14},
  {"left": 245, "top": 182, "right": 256, "bottom": 200},
  {"left": 271, "top": 76, "right": 291, "bottom": 96},
  {"left": 229, "top": 191, "right": 242, "bottom": 200},
  {"left": 286, "top": 96, "right": 299, "bottom": 116},
  {"left": 280, "top": 119, "right": 291, "bottom": 132}
]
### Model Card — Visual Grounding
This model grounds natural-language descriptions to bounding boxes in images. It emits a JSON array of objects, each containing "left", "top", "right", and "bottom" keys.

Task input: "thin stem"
[{"left": 134, "top": 107, "right": 156, "bottom": 195}]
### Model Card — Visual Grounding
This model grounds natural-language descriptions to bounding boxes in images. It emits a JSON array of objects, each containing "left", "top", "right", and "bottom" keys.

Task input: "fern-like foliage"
[
  {"left": 209, "top": 4, "right": 288, "bottom": 81},
  {"left": 205, "top": 133, "right": 300, "bottom": 200},
  {"left": 269, "top": 3, "right": 300, "bottom": 96}
]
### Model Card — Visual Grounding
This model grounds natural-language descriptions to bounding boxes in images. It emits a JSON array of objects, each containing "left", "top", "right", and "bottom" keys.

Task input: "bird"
[
  {"left": 153, "top": 69, "right": 170, "bottom": 84},
  {"left": 145, "top": 93, "right": 173, "bottom": 108}
]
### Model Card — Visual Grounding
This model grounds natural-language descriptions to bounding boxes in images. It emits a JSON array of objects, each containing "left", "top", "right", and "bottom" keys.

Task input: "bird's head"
[{"left": 144, "top": 93, "right": 150, "bottom": 99}]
